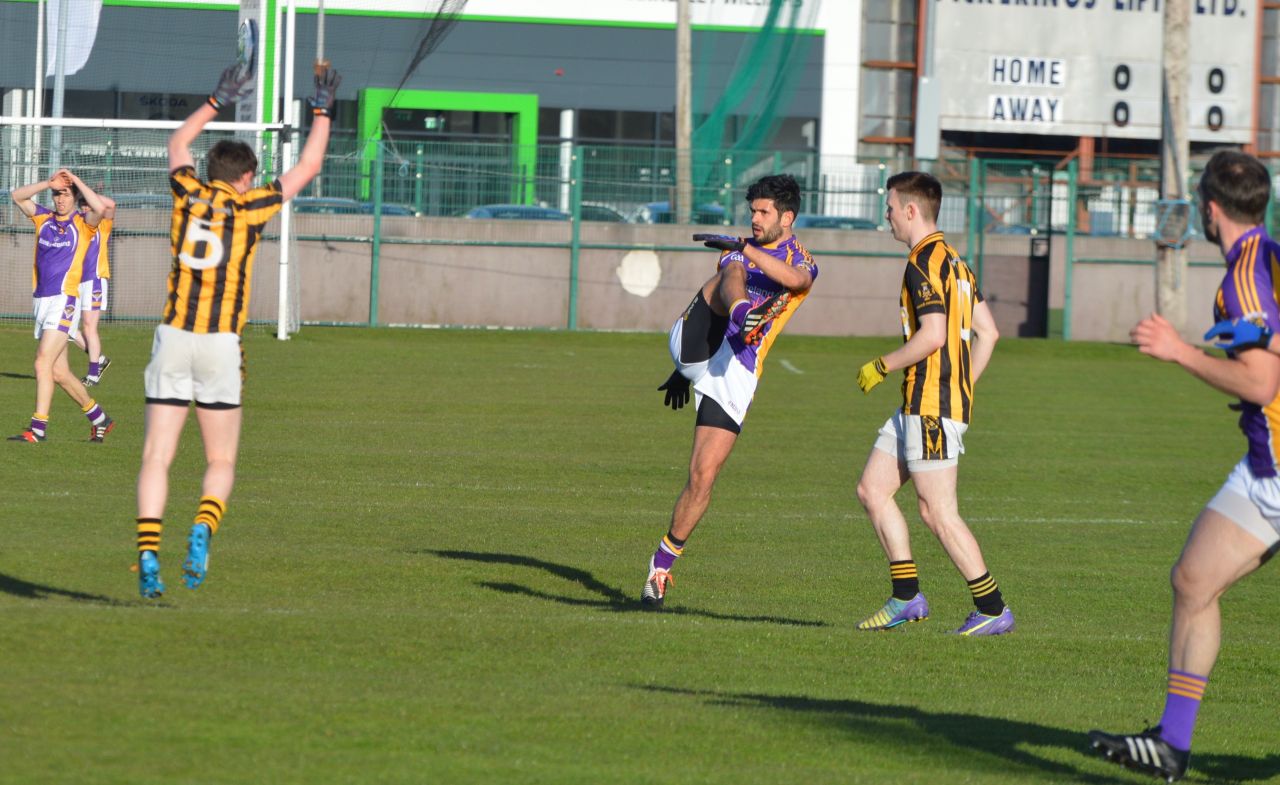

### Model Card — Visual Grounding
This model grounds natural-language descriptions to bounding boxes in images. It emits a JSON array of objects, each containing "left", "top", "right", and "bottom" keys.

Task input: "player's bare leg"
[
  {"left": 78, "top": 310, "right": 108, "bottom": 386},
  {"left": 910, "top": 465, "right": 987, "bottom": 579},
  {"left": 854, "top": 446, "right": 930, "bottom": 629},
  {"left": 700, "top": 260, "right": 750, "bottom": 318},
  {"left": 642, "top": 424, "right": 737, "bottom": 608},
  {"left": 670, "top": 425, "right": 738, "bottom": 541},
  {"left": 136, "top": 403, "right": 189, "bottom": 597},
  {"left": 182, "top": 407, "right": 242, "bottom": 589},
  {"left": 912, "top": 464, "right": 1013, "bottom": 635},
  {"left": 1169, "top": 508, "right": 1269, "bottom": 675}
]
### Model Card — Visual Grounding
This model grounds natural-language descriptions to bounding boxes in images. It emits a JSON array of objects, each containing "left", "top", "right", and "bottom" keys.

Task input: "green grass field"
[{"left": 2, "top": 324, "right": 1278, "bottom": 785}]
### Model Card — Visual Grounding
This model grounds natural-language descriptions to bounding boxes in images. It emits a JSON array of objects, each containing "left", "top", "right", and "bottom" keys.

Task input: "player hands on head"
[
  {"left": 642, "top": 174, "right": 818, "bottom": 609},
  {"left": 8, "top": 168, "right": 116, "bottom": 444},
  {"left": 133, "top": 60, "right": 340, "bottom": 600},
  {"left": 1091, "top": 150, "right": 1280, "bottom": 783}
]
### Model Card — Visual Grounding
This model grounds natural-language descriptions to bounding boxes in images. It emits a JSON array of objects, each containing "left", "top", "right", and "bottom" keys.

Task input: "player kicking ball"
[
  {"left": 641, "top": 174, "right": 817, "bottom": 609},
  {"left": 135, "top": 61, "right": 339, "bottom": 598}
]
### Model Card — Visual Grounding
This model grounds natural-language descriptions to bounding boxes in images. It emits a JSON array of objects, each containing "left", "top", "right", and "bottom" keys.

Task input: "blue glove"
[{"left": 1204, "top": 317, "right": 1273, "bottom": 352}]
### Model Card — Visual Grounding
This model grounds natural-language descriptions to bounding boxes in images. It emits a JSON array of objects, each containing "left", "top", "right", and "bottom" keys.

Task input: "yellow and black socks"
[
  {"left": 137, "top": 518, "right": 162, "bottom": 554},
  {"left": 195, "top": 495, "right": 225, "bottom": 536},
  {"left": 890, "top": 559, "right": 919, "bottom": 601},
  {"left": 967, "top": 572, "right": 1006, "bottom": 616}
]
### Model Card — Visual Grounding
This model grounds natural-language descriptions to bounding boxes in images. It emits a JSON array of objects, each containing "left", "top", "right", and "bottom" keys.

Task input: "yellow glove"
[{"left": 858, "top": 357, "right": 889, "bottom": 393}]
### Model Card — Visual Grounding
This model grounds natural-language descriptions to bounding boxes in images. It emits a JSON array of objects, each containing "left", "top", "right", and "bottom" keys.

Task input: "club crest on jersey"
[{"left": 917, "top": 281, "right": 935, "bottom": 301}]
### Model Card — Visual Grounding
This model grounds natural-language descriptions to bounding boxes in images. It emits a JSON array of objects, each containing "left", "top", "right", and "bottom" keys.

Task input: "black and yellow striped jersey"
[
  {"left": 899, "top": 231, "right": 983, "bottom": 423},
  {"left": 165, "top": 166, "right": 283, "bottom": 334}
]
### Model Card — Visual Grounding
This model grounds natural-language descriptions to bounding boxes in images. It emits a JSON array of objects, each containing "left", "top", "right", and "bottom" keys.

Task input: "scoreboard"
[{"left": 933, "top": 0, "right": 1255, "bottom": 143}]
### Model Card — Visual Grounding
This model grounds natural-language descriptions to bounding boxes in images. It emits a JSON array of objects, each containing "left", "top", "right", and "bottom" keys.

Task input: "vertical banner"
[
  {"left": 45, "top": 0, "right": 104, "bottom": 78},
  {"left": 237, "top": 0, "right": 266, "bottom": 125}
]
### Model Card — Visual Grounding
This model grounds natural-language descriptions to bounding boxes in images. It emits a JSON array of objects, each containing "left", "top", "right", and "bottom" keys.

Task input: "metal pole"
[
  {"left": 369, "top": 142, "right": 384, "bottom": 326},
  {"left": 1064, "top": 159, "right": 1078, "bottom": 340},
  {"left": 1156, "top": 0, "right": 1190, "bottom": 331},
  {"left": 277, "top": 0, "right": 297, "bottom": 340},
  {"left": 567, "top": 149, "right": 583, "bottom": 329},
  {"left": 49, "top": 0, "right": 68, "bottom": 172},
  {"left": 675, "top": 0, "right": 692, "bottom": 224},
  {"left": 33, "top": 0, "right": 45, "bottom": 120}
]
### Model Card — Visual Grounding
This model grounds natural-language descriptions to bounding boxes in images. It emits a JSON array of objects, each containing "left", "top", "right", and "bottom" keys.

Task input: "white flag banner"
[{"left": 45, "top": 0, "right": 104, "bottom": 78}]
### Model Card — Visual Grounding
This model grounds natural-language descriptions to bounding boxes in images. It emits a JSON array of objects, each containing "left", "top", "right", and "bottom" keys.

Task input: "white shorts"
[
  {"left": 1205, "top": 456, "right": 1280, "bottom": 547},
  {"left": 144, "top": 324, "right": 243, "bottom": 408},
  {"left": 78, "top": 278, "right": 108, "bottom": 312},
  {"left": 873, "top": 409, "right": 968, "bottom": 472},
  {"left": 668, "top": 316, "right": 757, "bottom": 426},
  {"left": 33, "top": 294, "right": 80, "bottom": 340}
]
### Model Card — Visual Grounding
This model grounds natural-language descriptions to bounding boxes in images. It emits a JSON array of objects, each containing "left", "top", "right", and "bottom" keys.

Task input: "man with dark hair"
[
  {"left": 853, "top": 170, "right": 1010, "bottom": 635},
  {"left": 8, "top": 169, "right": 115, "bottom": 443},
  {"left": 1089, "top": 150, "right": 1280, "bottom": 782},
  {"left": 134, "top": 62, "right": 339, "bottom": 599},
  {"left": 641, "top": 173, "right": 818, "bottom": 609}
]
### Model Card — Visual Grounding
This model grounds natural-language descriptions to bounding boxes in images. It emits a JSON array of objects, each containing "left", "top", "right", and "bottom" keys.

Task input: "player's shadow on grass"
[
  {"left": 0, "top": 372, "right": 35, "bottom": 380},
  {"left": 639, "top": 685, "right": 1280, "bottom": 784},
  {"left": 0, "top": 572, "right": 128, "bottom": 606},
  {"left": 423, "top": 549, "right": 825, "bottom": 628}
]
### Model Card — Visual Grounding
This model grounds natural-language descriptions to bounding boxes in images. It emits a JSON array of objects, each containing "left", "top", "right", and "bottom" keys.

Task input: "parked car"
[
  {"left": 293, "top": 197, "right": 365, "bottom": 215},
  {"left": 578, "top": 203, "right": 628, "bottom": 223},
  {"left": 463, "top": 204, "right": 570, "bottom": 221},
  {"left": 632, "top": 201, "right": 728, "bottom": 225},
  {"left": 793, "top": 214, "right": 879, "bottom": 231}
]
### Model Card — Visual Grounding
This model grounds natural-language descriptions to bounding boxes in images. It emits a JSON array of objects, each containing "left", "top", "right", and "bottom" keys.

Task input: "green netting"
[{"left": 691, "top": 0, "right": 820, "bottom": 194}]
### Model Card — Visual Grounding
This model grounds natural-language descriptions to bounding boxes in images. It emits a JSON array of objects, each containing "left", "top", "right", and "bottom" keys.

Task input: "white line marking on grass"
[
  {"left": 967, "top": 517, "right": 1151, "bottom": 525},
  {"left": 779, "top": 359, "right": 804, "bottom": 374}
]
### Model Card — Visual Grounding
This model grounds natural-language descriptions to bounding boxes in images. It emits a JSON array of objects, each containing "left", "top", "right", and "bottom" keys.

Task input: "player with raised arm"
[
  {"left": 1089, "top": 151, "right": 1280, "bottom": 782},
  {"left": 641, "top": 174, "right": 818, "bottom": 609},
  {"left": 8, "top": 170, "right": 115, "bottom": 443},
  {"left": 73, "top": 193, "right": 116, "bottom": 387},
  {"left": 853, "top": 171, "right": 1011, "bottom": 636},
  {"left": 134, "top": 63, "right": 340, "bottom": 599}
]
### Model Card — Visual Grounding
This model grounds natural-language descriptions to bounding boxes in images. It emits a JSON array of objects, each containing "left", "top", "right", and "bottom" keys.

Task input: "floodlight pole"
[
  {"left": 675, "top": 0, "right": 693, "bottom": 225},
  {"left": 1156, "top": 0, "right": 1190, "bottom": 332},
  {"left": 48, "top": 0, "right": 69, "bottom": 173}
]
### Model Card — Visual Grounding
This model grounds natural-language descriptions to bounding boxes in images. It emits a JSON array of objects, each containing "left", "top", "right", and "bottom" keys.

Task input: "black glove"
[
  {"left": 692, "top": 234, "right": 745, "bottom": 253},
  {"left": 208, "top": 65, "right": 254, "bottom": 111},
  {"left": 309, "top": 67, "right": 342, "bottom": 118},
  {"left": 658, "top": 369, "right": 691, "bottom": 411}
]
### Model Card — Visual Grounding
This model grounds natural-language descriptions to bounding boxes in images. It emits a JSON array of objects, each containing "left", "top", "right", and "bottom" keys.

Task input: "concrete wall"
[{"left": 2, "top": 214, "right": 1231, "bottom": 343}]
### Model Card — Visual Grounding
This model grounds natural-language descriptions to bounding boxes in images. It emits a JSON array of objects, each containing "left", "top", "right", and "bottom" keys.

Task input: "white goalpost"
[{"left": 0, "top": 115, "right": 303, "bottom": 338}]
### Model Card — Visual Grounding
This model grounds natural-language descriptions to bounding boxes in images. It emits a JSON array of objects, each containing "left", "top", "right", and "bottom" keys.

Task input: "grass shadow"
[
  {"left": 0, "top": 571, "right": 131, "bottom": 607},
  {"left": 422, "top": 549, "right": 826, "bottom": 628},
  {"left": 0, "top": 372, "right": 35, "bottom": 380},
  {"left": 638, "top": 685, "right": 1280, "bottom": 784}
]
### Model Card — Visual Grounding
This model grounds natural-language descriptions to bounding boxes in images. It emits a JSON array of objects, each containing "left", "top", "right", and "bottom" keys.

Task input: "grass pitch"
[{"left": 1, "top": 324, "right": 1278, "bottom": 784}]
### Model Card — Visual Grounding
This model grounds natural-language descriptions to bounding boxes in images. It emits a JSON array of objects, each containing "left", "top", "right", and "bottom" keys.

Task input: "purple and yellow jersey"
[
  {"left": 1213, "top": 225, "right": 1280, "bottom": 478},
  {"left": 900, "top": 231, "right": 983, "bottom": 424},
  {"left": 30, "top": 204, "right": 96, "bottom": 297},
  {"left": 82, "top": 217, "right": 112, "bottom": 281},
  {"left": 716, "top": 234, "right": 818, "bottom": 376}
]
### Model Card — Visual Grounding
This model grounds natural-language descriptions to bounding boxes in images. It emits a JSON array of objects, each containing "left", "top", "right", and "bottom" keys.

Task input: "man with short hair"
[
  {"left": 8, "top": 169, "right": 115, "bottom": 443},
  {"left": 1089, "top": 150, "right": 1280, "bottom": 782},
  {"left": 853, "top": 170, "right": 1011, "bottom": 636},
  {"left": 134, "top": 62, "right": 339, "bottom": 599},
  {"left": 73, "top": 192, "right": 116, "bottom": 387},
  {"left": 641, "top": 174, "right": 818, "bottom": 609}
]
